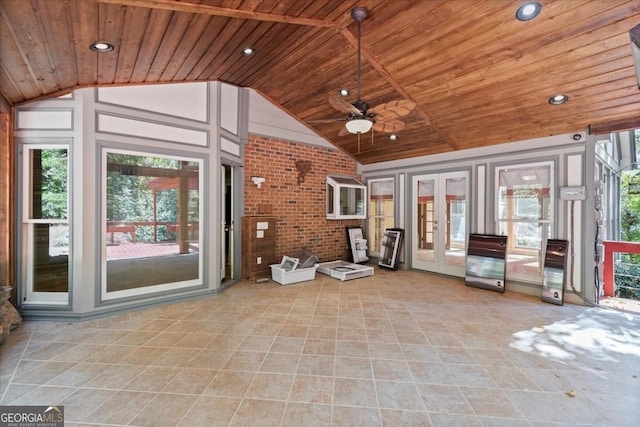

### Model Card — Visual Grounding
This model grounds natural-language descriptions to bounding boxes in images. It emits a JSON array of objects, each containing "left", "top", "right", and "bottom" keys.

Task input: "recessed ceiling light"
[
  {"left": 516, "top": 2, "right": 541, "bottom": 21},
  {"left": 388, "top": 134, "right": 398, "bottom": 141},
  {"left": 90, "top": 41, "right": 114, "bottom": 52},
  {"left": 241, "top": 47, "right": 255, "bottom": 56},
  {"left": 338, "top": 88, "right": 350, "bottom": 97},
  {"left": 549, "top": 94, "right": 569, "bottom": 105}
]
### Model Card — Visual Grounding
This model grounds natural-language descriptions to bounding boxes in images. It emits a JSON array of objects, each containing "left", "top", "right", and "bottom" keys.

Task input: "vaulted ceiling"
[{"left": 1, "top": 0, "right": 639, "bottom": 164}]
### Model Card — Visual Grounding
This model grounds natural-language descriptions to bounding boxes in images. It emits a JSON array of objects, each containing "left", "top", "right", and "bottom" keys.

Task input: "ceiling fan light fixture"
[
  {"left": 516, "top": 2, "right": 541, "bottom": 21},
  {"left": 549, "top": 94, "right": 569, "bottom": 105},
  {"left": 346, "top": 119, "right": 372, "bottom": 134},
  {"left": 90, "top": 41, "right": 114, "bottom": 52}
]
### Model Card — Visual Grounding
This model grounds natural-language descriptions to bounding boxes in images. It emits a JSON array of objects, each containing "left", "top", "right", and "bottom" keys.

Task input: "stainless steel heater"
[
  {"left": 465, "top": 234, "right": 508, "bottom": 293},
  {"left": 541, "top": 239, "right": 569, "bottom": 305}
]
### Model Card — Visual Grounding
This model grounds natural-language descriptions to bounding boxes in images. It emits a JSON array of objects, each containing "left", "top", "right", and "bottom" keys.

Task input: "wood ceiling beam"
[
  {"left": 589, "top": 116, "right": 640, "bottom": 135},
  {"left": 340, "top": 28, "right": 459, "bottom": 151},
  {"left": 97, "top": 0, "right": 338, "bottom": 28}
]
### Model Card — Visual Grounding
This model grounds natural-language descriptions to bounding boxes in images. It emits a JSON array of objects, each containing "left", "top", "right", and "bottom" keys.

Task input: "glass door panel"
[
  {"left": 444, "top": 176, "right": 467, "bottom": 269},
  {"left": 414, "top": 177, "right": 436, "bottom": 264}
]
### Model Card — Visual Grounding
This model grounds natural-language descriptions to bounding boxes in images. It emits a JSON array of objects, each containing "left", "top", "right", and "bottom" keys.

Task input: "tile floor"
[{"left": 1, "top": 267, "right": 639, "bottom": 426}]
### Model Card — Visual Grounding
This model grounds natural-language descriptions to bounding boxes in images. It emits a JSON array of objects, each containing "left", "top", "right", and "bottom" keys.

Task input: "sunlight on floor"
[
  {"left": 599, "top": 296, "right": 640, "bottom": 314},
  {"left": 510, "top": 308, "right": 640, "bottom": 364}
]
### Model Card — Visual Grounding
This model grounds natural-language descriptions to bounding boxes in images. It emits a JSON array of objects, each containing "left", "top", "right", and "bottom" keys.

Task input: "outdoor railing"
[{"left": 602, "top": 240, "right": 640, "bottom": 297}]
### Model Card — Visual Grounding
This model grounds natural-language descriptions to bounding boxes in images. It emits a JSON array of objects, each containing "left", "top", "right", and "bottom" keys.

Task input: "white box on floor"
[
  {"left": 270, "top": 264, "right": 318, "bottom": 285},
  {"left": 317, "top": 260, "right": 374, "bottom": 281}
]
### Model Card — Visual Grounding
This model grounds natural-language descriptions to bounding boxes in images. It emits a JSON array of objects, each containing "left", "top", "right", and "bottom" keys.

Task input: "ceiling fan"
[{"left": 309, "top": 7, "right": 416, "bottom": 141}]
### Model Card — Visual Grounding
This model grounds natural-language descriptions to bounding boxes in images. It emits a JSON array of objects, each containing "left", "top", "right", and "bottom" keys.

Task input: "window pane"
[
  {"left": 105, "top": 152, "right": 201, "bottom": 294},
  {"left": 30, "top": 148, "right": 68, "bottom": 220},
  {"left": 368, "top": 179, "right": 394, "bottom": 254},
  {"left": 496, "top": 163, "right": 553, "bottom": 279},
  {"left": 32, "top": 223, "right": 69, "bottom": 292}
]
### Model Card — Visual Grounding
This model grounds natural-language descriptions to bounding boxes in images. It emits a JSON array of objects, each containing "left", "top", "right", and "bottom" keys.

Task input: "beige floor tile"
[
  {"left": 281, "top": 402, "right": 331, "bottom": 426},
  {"left": 460, "top": 386, "right": 522, "bottom": 418},
  {"left": 143, "top": 331, "right": 185, "bottom": 347},
  {"left": 178, "top": 396, "right": 241, "bottom": 427},
  {"left": 9, "top": 385, "right": 77, "bottom": 406},
  {"left": 84, "top": 345, "right": 136, "bottom": 364},
  {"left": 297, "top": 354, "right": 335, "bottom": 376},
  {"left": 237, "top": 335, "right": 276, "bottom": 352},
  {"left": 408, "top": 361, "right": 454, "bottom": 385},
  {"left": 162, "top": 367, "right": 216, "bottom": 394},
  {"left": 376, "top": 380, "right": 425, "bottom": 410},
  {"left": 59, "top": 388, "right": 116, "bottom": 423},
  {"left": 289, "top": 375, "right": 333, "bottom": 404},
  {"left": 332, "top": 405, "right": 381, "bottom": 426},
  {"left": 269, "top": 336, "right": 306, "bottom": 354},
  {"left": 203, "top": 370, "right": 255, "bottom": 397},
  {"left": 333, "top": 377, "right": 377, "bottom": 407},
  {"left": 123, "top": 366, "right": 182, "bottom": 392},
  {"left": 152, "top": 347, "right": 201, "bottom": 367},
  {"left": 119, "top": 346, "right": 170, "bottom": 366},
  {"left": 245, "top": 372, "right": 294, "bottom": 400},
  {"left": 84, "top": 364, "right": 146, "bottom": 389},
  {"left": 81, "top": 390, "right": 154, "bottom": 424},
  {"left": 371, "top": 358, "right": 413, "bottom": 381},
  {"left": 260, "top": 352, "right": 300, "bottom": 374},
  {"left": 13, "top": 361, "right": 76, "bottom": 385},
  {"left": 334, "top": 356, "right": 372, "bottom": 379},
  {"left": 187, "top": 349, "right": 233, "bottom": 370},
  {"left": 129, "top": 393, "right": 198, "bottom": 427},
  {"left": 379, "top": 408, "right": 431, "bottom": 426},
  {"left": 46, "top": 363, "right": 109, "bottom": 387},
  {"left": 302, "top": 339, "right": 335, "bottom": 356},
  {"left": 222, "top": 350, "right": 266, "bottom": 371},
  {"left": 173, "top": 332, "right": 215, "bottom": 348},
  {"left": 416, "top": 383, "right": 474, "bottom": 414},
  {"left": 229, "top": 398, "right": 286, "bottom": 426}
]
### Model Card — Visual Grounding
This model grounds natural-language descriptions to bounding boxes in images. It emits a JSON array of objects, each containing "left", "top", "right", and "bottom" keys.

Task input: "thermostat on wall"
[{"left": 559, "top": 186, "right": 586, "bottom": 200}]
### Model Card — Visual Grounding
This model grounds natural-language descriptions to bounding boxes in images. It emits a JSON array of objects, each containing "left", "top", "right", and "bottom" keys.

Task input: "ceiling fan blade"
[
  {"left": 338, "top": 126, "right": 351, "bottom": 136},
  {"left": 373, "top": 119, "right": 405, "bottom": 133},
  {"left": 371, "top": 100, "right": 416, "bottom": 120},
  {"left": 329, "top": 93, "right": 362, "bottom": 116}
]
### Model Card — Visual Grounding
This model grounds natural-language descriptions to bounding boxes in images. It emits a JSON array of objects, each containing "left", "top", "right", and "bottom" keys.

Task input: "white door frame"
[{"left": 411, "top": 171, "right": 469, "bottom": 277}]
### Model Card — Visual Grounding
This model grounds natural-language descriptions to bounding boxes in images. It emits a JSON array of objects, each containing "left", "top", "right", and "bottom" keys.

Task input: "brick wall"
[{"left": 244, "top": 135, "right": 364, "bottom": 262}]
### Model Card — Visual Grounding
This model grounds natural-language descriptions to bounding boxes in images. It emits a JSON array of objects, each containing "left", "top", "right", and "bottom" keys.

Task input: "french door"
[{"left": 411, "top": 171, "right": 468, "bottom": 276}]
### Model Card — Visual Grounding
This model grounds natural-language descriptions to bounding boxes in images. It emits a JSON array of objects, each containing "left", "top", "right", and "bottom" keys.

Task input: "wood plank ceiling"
[{"left": 1, "top": 0, "right": 639, "bottom": 164}]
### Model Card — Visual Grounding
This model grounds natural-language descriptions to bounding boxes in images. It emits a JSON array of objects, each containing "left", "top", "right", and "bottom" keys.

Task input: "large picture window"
[
  {"left": 102, "top": 149, "right": 203, "bottom": 300},
  {"left": 368, "top": 178, "right": 394, "bottom": 256},
  {"left": 495, "top": 162, "right": 553, "bottom": 281}
]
